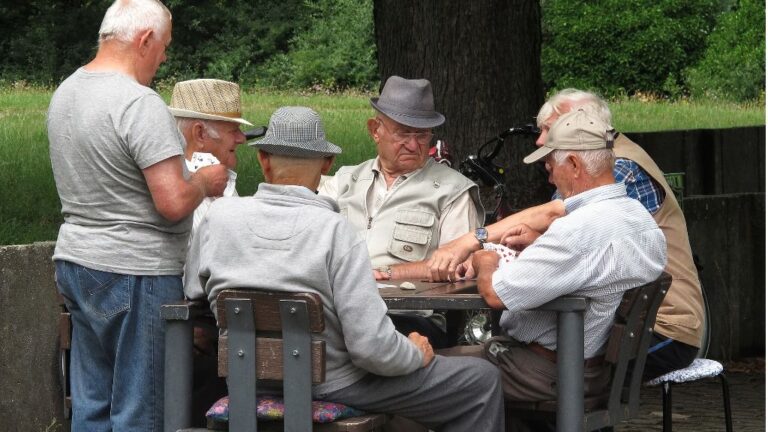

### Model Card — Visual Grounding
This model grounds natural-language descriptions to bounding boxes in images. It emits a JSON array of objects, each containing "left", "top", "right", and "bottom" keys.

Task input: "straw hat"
[
  {"left": 249, "top": 106, "right": 341, "bottom": 158},
  {"left": 370, "top": 75, "right": 445, "bottom": 129},
  {"left": 168, "top": 79, "right": 253, "bottom": 126},
  {"left": 523, "top": 108, "right": 614, "bottom": 164}
]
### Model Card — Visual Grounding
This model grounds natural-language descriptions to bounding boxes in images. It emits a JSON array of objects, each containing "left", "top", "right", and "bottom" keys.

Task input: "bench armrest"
[
  {"left": 536, "top": 296, "right": 588, "bottom": 313},
  {"left": 160, "top": 299, "right": 211, "bottom": 321}
]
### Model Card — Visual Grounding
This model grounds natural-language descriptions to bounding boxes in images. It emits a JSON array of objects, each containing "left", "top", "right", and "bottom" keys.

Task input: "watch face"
[{"left": 475, "top": 227, "right": 488, "bottom": 242}]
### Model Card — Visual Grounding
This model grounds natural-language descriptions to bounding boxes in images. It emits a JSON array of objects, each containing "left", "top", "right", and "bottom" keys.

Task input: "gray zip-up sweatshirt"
[{"left": 184, "top": 183, "right": 423, "bottom": 394}]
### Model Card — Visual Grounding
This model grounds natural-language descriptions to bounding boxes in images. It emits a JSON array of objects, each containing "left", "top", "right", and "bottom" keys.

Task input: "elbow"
[
  {"left": 155, "top": 201, "right": 189, "bottom": 222},
  {"left": 484, "top": 294, "right": 505, "bottom": 310}
]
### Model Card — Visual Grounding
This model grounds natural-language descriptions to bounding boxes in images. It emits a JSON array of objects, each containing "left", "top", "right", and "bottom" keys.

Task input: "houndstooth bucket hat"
[
  {"left": 169, "top": 79, "right": 253, "bottom": 126},
  {"left": 249, "top": 106, "right": 341, "bottom": 158}
]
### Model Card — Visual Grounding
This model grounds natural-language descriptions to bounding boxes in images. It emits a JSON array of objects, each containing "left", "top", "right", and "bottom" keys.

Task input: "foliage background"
[{"left": 0, "top": 0, "right": 763, "bottom": 102}]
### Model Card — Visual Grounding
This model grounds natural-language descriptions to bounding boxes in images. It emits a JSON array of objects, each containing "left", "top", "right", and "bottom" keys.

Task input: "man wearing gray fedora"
[
  {"left": 319, "top": 75, "right": 483, "bottom": 347},
  {"left": 185, "top": 106, "right": 505, "bottom": 431}
]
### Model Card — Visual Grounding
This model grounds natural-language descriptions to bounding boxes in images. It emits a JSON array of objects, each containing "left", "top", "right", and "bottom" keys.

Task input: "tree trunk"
[{"left": 373, "top": 0, "right": 551, "bottom": 210}]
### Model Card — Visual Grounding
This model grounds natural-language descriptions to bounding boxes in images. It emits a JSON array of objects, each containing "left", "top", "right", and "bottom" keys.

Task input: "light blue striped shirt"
[{"left": 494, "top": 183, "right": 667, "bottom": 358}]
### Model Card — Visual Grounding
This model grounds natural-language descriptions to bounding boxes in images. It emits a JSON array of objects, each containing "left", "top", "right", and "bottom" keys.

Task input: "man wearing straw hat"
[
  {"left": 185, "top": 106, "right": 505, "bottom": 432},
  {"left": 47, "top": 1, "right": 229, "bottom": 430},
  {"left": 169, "top": 78, "right": 252, "bottom": 423},
  {"left": 169, "top": 78, "right": 252, "bottom": 237}
]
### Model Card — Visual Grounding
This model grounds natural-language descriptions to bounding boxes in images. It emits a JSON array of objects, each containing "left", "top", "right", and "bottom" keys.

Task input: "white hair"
[
  {"left": 98, "top": 0, "right": 171, "bottom": 44},
  {"left": 537, "top": 89, "right": 613, "bottom": 127},
  {"left": 176, "top": 118, "right": 220, "bottom": 139},
  {"left": 551, "top": 149, "right": 615, "bottom": 177}
]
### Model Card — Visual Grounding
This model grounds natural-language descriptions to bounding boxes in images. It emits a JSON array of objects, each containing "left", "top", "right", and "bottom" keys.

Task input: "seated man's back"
[
  {"left": 186, "top": 183, "right": 422, "bottom": 391},
  {"left": 184, "top": 106, "right": 505, "bottom": 431}
]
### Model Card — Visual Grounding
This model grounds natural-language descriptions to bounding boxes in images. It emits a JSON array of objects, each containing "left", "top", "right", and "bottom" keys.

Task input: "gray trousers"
[
  {"left": 442, "top": 337, "right": 610, "bottom": 401},
  {"left": 317, "top": 355, "right": 505, "bottom": 432}
]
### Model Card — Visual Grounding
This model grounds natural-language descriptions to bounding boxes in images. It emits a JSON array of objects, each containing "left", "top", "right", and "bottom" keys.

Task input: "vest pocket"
[{"left": 388, "top": 210, "right": 435, "bottom": 262}]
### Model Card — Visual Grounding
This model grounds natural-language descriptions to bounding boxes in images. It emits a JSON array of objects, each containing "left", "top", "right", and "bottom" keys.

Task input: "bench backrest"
[
  {"left": 215, "top": 289, "right": 327, "bottom": 431},
  {"left": 585, "top": 272, "right": 671, "bottom": 429}
]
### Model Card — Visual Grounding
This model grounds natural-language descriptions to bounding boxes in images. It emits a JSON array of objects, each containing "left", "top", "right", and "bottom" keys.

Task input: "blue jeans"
[{"left": 56, "top": 260, "right": 183, "bottom": 432}]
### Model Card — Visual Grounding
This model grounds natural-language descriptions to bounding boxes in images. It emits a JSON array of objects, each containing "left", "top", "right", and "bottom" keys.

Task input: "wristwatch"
[{"left": 474, "top": 227, "right": 488, "bottom": 246}]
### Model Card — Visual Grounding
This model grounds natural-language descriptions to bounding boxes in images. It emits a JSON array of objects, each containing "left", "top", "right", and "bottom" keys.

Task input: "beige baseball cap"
[{"left": 523, "top": 108, "right": 614, "bottom": 164}]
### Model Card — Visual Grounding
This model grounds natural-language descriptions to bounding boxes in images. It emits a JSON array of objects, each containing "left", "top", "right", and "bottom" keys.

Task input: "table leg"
[
  {"left": 164, "top": 319, "right": 193, "bottom": 432},
  {"left": 556, "top": 310, "right": 584, "bottom": 432}
]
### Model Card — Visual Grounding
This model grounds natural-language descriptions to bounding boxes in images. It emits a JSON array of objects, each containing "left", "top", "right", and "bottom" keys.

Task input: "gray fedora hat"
[
  {"left": 249, "top": 106, "right": 341, "bottom": 158},
  {"left": 370, "top": 75, "right": 445, "bottom": 129}
]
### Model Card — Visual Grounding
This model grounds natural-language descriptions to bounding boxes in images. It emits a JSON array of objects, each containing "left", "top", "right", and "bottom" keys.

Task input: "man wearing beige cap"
[
  {"left": 46, "top": 1, "right": 228, "bottom": 430},
  {"left": 454, "top": 109, "right": 666, "bottom": 403},
  {"left": 185, "top": 106, "right": 505, "bottom": 432},
  {"left": 169, "top": 78, "right": 252, "bottom": 236},
  {"left": 533, "top": 89, "right": 706, "bottom": 381}
]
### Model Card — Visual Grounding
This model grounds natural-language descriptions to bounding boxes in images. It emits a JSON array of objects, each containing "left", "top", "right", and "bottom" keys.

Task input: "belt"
[{"left": 527, "top": 342, "right": 604, "bottom": 368}]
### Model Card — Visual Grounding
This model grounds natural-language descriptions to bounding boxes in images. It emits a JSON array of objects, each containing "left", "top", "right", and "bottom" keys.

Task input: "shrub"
[
  {"left": 159, "top": 0, "right": 309, "bottom": 86},
  {"left": 542, "top": 0, "right": 721, "bottom": 98},
  {"left": 686, "top": 0, "right": 765, "bottom": 102},
  {"left": 255, "top": 0, "right": 378, "bottom": 91}
]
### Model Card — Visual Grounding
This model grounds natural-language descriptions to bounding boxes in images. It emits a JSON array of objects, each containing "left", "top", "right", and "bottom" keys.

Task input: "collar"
[
  {"left": 256, "top": 183, "right": 340, "bottom": 213},
  {"left": 371, "top": 156, "right": 430, "bottom": 181},
  {"left": 563, "top": 183, "right": 627, "bottom": 214}
]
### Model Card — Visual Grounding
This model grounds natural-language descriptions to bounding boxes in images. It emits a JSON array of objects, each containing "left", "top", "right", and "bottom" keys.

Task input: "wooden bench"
[
  {"left": 506, "top": 272, "right": 672, "bottom": 431},
  {"left": 57, "top": 293, "right": 72, "bottom": 420},
  {"left": 164, "top": 290, "right": 388, "bottom": 432}
]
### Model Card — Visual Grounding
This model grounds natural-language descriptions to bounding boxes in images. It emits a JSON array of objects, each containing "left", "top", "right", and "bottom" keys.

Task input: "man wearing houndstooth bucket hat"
[
  {"left": 249, "top": 106, "right": 342, "bottom": 158},
  {"left": 184, "top": 105, "right": 505, "bottom": 432}
]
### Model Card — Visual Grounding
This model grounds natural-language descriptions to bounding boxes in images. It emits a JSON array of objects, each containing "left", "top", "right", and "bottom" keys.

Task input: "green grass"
[
  {"left": 0, "top": 86, "right": 764, "bottom": 245},
  {"left": 610, "top": 98, "right": 766, "bottom": 132}
]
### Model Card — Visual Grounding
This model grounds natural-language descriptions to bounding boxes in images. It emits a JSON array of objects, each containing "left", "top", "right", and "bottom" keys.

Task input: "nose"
[
  {"left": 235, "top": 131, "right": 246, "bottom": 145},
  {"left": 535, "top": 130, "right": 547, "bottom": 147},
  {"left": 401, "top": 135, "right": 420, "bottom": 151}
]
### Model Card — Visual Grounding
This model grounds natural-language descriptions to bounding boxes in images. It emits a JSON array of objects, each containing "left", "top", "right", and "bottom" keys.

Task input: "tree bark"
[{"left": 373, "top": 0, "right": 551, "bottom": 210}]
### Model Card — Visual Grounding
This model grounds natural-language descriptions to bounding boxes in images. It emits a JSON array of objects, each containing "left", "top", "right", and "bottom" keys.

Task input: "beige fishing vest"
[
  {"left": 335, "top": 159, "right": 483, "bottom": 267},
  {"left": 614, "top": 134, "right": 704, "bottom": 347}
]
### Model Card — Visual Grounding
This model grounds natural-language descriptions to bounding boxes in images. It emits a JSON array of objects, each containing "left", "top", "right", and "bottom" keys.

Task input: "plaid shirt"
[
  {"left": 614, "top": 158, "right": 664, "bottom": 214},
  {"left": 553, "top": 158, "right": 664, "bottom": 215}
]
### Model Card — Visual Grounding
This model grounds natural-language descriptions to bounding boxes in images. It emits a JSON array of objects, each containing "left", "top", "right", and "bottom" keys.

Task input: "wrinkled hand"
[
  {"left": 455, "top": 256, "right": 476, "bottom": 280},
  {"left": 196, "top": 164, "right": 229, "bottom": 197},
  {"left": 499, "top": 223, "right": 541, "bottom": 252},
  {"left": 427, "top": 235, "right": 475, "bottom": 282},
  {"left": 471, "top": 250, "right": 500, "bottom": 280},
  {"left": 408, "top": 332, "right": 434, "bottom": 367},
  {"left": 372, "top": 268, "right": 389, "bottom": 281}
]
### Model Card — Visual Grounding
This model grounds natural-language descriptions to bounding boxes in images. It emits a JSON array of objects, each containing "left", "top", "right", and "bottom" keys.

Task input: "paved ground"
[{"left": 616, "top": 358, "right": 765, "bottom": 431}]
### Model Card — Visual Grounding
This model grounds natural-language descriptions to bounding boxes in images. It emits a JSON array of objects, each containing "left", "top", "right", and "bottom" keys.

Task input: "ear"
[
  {"left": 191, "top": 122, "right": 206, "bottom": 149},
  {"left": 257, "top": 150, "right": 272, "bottom": 181},
  {"left": 137, "top": 29, "right": 154, "bottom": 55},
  {"left": 320, "top": 156, "right": 335, "bottom": 175},
  {"left": 567, "top": 154, "right": 583, "bottom": 178},
  {"left": 366, "top": 118, "right": 380, "bottom": 141}
]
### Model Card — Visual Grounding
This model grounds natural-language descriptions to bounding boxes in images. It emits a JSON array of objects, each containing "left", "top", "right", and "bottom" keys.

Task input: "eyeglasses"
[{"left": 376, "top": 118, "right": 434, "bottom": 145}]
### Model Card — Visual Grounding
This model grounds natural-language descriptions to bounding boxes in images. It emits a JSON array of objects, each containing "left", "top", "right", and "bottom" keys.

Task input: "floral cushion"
[{"left": 206, "top": 395, "right": 365, "bottom": 423}]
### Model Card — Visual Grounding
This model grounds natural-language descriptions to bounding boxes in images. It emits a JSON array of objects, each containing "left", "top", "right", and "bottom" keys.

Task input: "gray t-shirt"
[{"left": 47, "top": 68, "right": 190, "bottom": 275}]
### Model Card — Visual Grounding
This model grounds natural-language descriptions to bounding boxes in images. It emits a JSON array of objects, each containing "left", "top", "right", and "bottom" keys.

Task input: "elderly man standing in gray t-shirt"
[{"left": 46, "top": 1, "right": 228, "bottom": 430}]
